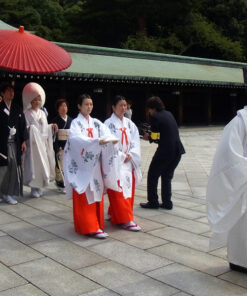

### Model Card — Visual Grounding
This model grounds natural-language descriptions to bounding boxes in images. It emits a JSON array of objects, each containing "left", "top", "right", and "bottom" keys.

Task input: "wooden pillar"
[{"left": 178, "top": 93, "right": 183, "bottom": 126}]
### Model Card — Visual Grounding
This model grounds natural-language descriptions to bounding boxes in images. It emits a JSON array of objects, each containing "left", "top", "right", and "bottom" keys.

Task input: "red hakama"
[{"left": 72, "top": 190, "right": 104, "bottom": 235}]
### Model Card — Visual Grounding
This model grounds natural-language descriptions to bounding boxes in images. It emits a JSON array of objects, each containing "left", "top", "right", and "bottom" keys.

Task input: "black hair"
[
  {"left": 55, "top": 98, "right": 69, "bottom": 111},
  {"left": 146, "top": 96, "right": 165, "bottom": 111},
  {"left": 112, "top": 95, "right": 126, "bottom": 106},
  {"left": 127, "top": 99, "right": 132, "bottom": 105},
  {"left": 77, "top": 94, "right": 92, "bottom": 105},
  {"left": 0, "top": 83, "right": 14, "bottom": 94}
]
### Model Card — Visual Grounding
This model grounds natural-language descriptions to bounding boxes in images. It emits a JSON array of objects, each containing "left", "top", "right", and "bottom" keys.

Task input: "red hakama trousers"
[
  {"left": 107, "top": 173, "right": 135, "bottom": 224},
  {"left": 73, "top": 189, "right": 104, "bottom": 234}
]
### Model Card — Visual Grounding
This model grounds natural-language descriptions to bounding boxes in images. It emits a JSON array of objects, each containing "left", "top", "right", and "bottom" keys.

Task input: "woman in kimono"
[
  {"left": 104, "top": 95, "right": 142, "bottom": 231},
  {"left": 63, "top": 94, "right": 117, "bottom": 239},
  {"left": 51, "top": 99, "right": 72, "bottom": 191},
  {"left": 22, "top": 82, "right": 57, "bottom": 198}
]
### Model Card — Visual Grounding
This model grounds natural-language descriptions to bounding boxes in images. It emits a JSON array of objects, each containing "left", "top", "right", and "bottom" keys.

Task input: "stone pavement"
[{"left": 1, "top": 127, "right": 247, "bottom": 296}]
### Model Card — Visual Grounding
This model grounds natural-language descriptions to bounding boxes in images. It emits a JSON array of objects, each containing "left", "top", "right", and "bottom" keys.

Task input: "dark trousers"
[{"left": 147, "top": 154, "right": 181, "bottom": 206}]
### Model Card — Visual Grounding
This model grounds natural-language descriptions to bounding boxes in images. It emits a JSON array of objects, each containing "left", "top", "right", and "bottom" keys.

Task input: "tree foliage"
[{"left": 0, "top": 0, "right": 247, "bottom": 61}]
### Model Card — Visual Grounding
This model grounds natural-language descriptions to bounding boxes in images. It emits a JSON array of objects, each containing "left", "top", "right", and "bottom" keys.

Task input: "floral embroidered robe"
[
  {"left": 63, "top": 113, "right": 115, "bottom": 204},
  {"left": 104, "top": 113, "right": 142, "bottom": 198}
]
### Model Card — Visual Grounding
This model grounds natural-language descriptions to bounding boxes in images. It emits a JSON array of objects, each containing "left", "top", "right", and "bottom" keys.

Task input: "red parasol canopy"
[{"left": 0, "top": 26, "right": 72, "bottom": 74}]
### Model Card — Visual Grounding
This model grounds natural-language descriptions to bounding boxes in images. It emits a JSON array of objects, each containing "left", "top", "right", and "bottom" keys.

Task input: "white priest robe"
[
  {"left": 63, "top": 113, "right": 116, "bottom": 204},
  {"left": 207, "top": 107, "right": 247, "bottom": 266},
  {"left": 104, "top": 113, "right": 142, "bottom": 198},
  {"left": 23, "top": 108, "right": 55, "bottom": 188}
]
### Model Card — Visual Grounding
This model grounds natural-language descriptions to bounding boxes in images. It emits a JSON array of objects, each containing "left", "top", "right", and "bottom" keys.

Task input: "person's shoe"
[
  {"left": 58, "top": 188, "right": 66, "bottom": 194},
  {"left": 89, "top": 229, "right": 109, "bottom": 239},
  {"left": 160, "top": 201, "right": 173, "bottom": 210},
  {"left": 31, "top": 188, "right": 40, "bottom": 198},
  {"left": 37, "top": 189, "right": 44, "bottom": 197},
  {"left": 140, "top": 202, "right": 159, "bottom": 209},
  {"left": 3, "top": 195, "right": 18, "bottom": 205},
  {"left": 229, "top": 263, "right": 247, "bottom": 273},
  {"left": 122, "top": 221, "right": 141, "bottom": 231}
]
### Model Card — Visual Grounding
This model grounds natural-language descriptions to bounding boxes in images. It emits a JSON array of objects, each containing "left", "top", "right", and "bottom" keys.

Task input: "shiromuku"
[{"left": 22, "top": 82, "right": 57, "bottom": 198}]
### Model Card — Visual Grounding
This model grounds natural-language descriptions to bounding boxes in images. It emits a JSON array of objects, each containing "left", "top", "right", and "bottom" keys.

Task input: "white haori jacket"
[
  {"left": 207, "top": 107, "right": 247, "bottom": 249},
  {"left": 23, "top": 108, "right": 55, "bottom": 188},
  {"left": 104, "top": 113, "right": 142, "bottom": 198},
  {"left": 63, "top": 113, "right": 117, "bottom": 204}
]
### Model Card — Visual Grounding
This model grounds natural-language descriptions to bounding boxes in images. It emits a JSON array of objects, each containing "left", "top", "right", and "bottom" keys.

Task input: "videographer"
[{"left": 140, "top": 96, "right": 185, "bottom": 210}]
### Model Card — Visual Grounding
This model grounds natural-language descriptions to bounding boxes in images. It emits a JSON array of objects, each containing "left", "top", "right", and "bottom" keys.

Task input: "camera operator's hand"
[{"left": 143, "top": 132, "right": 149, "bottom": 141}]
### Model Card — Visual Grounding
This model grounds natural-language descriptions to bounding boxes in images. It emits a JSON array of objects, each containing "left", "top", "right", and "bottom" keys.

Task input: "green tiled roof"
[
  {"left": 54, "top": 42, "right": 247, "bottom": 86},
  {"left": 0, "top": 20, "right": 17, "bottom": 30}
]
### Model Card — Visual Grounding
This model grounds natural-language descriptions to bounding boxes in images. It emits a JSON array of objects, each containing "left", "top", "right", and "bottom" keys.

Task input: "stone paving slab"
[
  {"left": 0, "top": 127, "right": 247, "bottom": 296},
  {"left": 209, "top": 247, "right": 227, "bottom": 260},
  {"left": 0, "top": 221, "right": 56, "bottom": 244},
  {"left": 147, "top": 212, "right": 210, "bottom": 234},
  {"left": 147, "top": 263, "right": 247, "bottom": 296},
  {"left": 107, "top": 225, "right": 168, "bottom": 249},
  {"left": 133, "top": 215, "right": 164, "bottom": 232},
  {"left": 79, "top": 288, "right": 119, "bottom": 296},
  {"left": 30, "top": 238, "right": 107, "bottom": 270},
  {"left": 23, "top": 213, "right": 67, "bottom": 228},
  {"left": 219, "top": 271, "right": 247, "bottom": 289},
  {"left": 148, "top": 226, "right": 210, "bottom": 252},
  {"left": 0, "top": 231, "right": 6, "bottom": 236},
  {"left": 148, "top": 243, "right": 229, "bottom": 276},
  {"left": 12, "top": 257, "right": 100, "bottom": 296},
  {"left": 0, "top": 284, "right": 48, "bottom": 296},
  {"left": 0, "top": 202, "right": 45, "bottom": 219},
  {"left": 0, "top": 236, "right": 44, "bottom": 266},
  {"left": 0, "top": 210, "right": 20, "bottom": 225},
  {"left": 0, "top": 263, "right": 27, "bottom": 292},
  {"left": 87, "top": 240, "right": 172, "bottom": 273},
  {"left": 43, "top": 222, "right": 109, "bottom": 248},
  {"left": 78, "top": 261, "right": 178, "bottom": 296}
]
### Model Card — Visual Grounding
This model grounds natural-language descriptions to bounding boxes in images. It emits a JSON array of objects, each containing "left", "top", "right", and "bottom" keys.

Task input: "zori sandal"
[
  {"left": 89, "top": 229, "right": 109, "bottom": 239},
  {"left": 122, "top": 221, "right": 141, "bottom": 232}
]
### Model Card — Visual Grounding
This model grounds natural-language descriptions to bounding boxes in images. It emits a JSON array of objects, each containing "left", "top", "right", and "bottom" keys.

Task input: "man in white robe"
[{"left": 207, "top": 106, "right": 247, "bottom": 272}]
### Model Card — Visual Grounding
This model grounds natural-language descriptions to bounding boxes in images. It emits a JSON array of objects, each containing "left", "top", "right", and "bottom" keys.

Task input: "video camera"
[{"left": 138, "top": 122, "right": 151, "bottom": 138}]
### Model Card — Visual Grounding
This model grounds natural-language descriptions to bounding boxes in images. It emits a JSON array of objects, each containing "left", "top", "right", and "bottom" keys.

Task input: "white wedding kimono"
[
  {"left": 104, "top": 113, "right": 142, "bottom": 198},
  {"left": 23, "top": 108, "right": 55, "bottom": 188},
  {"left": 207, "top": 107, "right": 247, "bottom": 266},
  {"left": 63, "top": 113, "right": 116, "bottom": 204}
]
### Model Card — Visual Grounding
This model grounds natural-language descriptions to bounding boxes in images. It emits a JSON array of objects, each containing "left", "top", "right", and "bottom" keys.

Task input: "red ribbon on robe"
[
  {"left": 87, "top": 128, "right": 93, "bottom": 138},
  {"left": 120, "top": 127, "right": 129, "bottom": 151}
]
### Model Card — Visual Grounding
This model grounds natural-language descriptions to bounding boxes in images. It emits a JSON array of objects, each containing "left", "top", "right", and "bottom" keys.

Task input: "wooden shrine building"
[{"left": 0, "top": 31, "right": 246, "bottom": 125}]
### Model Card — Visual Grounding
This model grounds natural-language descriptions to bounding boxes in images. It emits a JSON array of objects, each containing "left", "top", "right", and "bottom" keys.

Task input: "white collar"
[
  {"left": 112, "top": 112, "right": 126, "bottom": 126},
  {"left": 61, "top": 115, "right": 68, "bottom": 121},
  {"left": 4, "top": 101, "right": 11, "bottom": 110},
  {"left": 78, "top": 113, "right": 92, "bottom": 125}
]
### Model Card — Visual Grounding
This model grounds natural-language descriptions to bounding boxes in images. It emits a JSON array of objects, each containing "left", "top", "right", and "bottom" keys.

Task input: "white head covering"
[{"left": 22, "top": 82, "right": 46, "bottom": 110}]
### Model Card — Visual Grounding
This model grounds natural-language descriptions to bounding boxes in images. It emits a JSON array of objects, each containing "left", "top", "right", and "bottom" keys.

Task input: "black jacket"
[
  {"left": 0, "top": 101, "right": 28, "bottom": 166},
  {"left": 150, "top": 109, "right": 185, "bottom": 159}
]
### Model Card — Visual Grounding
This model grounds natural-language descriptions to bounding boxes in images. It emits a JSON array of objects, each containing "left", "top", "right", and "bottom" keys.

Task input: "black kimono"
[
  {"left": 0, "top": 101, "right": 28, "bottom": 195},
  {"left": 51, "top": 115, "right": 72, "bottom": 187}
]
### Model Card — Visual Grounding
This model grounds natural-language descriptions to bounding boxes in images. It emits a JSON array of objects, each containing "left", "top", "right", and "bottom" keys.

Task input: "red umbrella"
[{"left": 0, "top": 26, "right": 72, "bottom": 74}]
